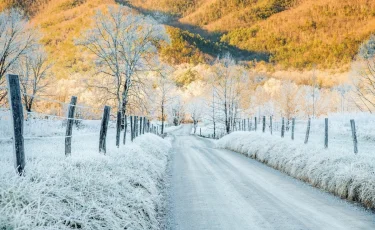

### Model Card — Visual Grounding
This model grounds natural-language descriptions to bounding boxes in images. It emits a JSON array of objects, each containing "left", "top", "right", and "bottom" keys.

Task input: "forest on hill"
[
  {"left": 129, "top": 0, "right": 375, "bottom": 70},
  {"left": 2, "top": 0, "right": 375, "bottom": 71}
]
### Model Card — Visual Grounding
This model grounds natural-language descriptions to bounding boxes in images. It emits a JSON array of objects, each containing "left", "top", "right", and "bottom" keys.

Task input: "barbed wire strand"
[
  {"left": 25, "top": 111, "right": 94, "bottom": 122},
  {"left": 23, "top": 132, "right": 99, "bottom": 140},
  {"left": 21, "top": 92, "right": 98, "bottom": 110}
]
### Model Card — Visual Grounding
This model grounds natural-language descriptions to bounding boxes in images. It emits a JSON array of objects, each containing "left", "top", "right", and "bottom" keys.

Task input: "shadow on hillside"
[{"left": 115, "top": 0, "right": 270, "bottom": 63}]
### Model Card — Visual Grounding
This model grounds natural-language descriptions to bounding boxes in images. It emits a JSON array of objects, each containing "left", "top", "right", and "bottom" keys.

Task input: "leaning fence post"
[
  {"left": 350, "top": 119, "right": 358, "bottom": 154},
  {"left": 262, "top": 116, "right": 266, "bottom": 133},
  {"left": 291, "top": 118, "right": 295, "bottom": 140},
  {"left": 281, "top": 117, "right": 285, "bottom": 138},
  {"left": 65, "top": 96, "right": 77, "bottom": 156},
  {"left": 116, "top": 111, "right": 121, "bottom": 147},
  {"left": 304, "top": 118, "right": 311, "bottom": 144},
  {"left": 99, "top": 106, "right": 110, "bottom": 153},
  {"left": 6, "top": 74, "right": 25, "bottom": 175},
  {"left": 324, "top": 118, "right": 328, "bottom": 149},
  {"left": 255, "top": 117, "right": 257, "bottom": 131}
]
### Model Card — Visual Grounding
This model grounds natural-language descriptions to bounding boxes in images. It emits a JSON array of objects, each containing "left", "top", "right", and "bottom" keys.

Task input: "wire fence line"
[
  {"left": 24, "top": 111, "right": 91, "bottom": 122},
  {"left": 223, "top": 116, "right": 363, "bottom": 154},
  {"left": 197, "top": 115, "right": 367, "bottom": 155},
  {"left": 1, "top": 74, "right": 156, "bottom": 176},
  {"left": 20, "top": 92, "right": 98, "bottom": 110}
]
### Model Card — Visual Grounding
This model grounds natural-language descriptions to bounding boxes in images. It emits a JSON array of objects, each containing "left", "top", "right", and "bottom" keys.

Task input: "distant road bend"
[{"left": 167, "top": 125, "right": 375, "bottom": 230}]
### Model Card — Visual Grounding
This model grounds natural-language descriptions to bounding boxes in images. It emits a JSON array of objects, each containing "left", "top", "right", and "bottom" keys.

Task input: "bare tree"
[
  {"left": 154, "top": 64, "right": 175, "bottom": 134},
  {"left": 169, "top": 96, "right": 184, "bottom": 126},
  {"left": 277, "top": 80, "right": 298, "bottom": 129},
  {"left": 14, "top": 47, "right": 52, "bottom": 112},
  {"left": 210, "top": 53, "right": 247, "bottom": 134},
  {"left": 76, "top": 6, "right": 169, "bottom": 115},
  {"left": 0, "top": 8, "right": 38, "bottom": 102},
  {"left": 351, "top": 34, "right": 375, "bottom": 113},
  {"left": 187, "top": 97, "right": 204, "bottom": 134}
]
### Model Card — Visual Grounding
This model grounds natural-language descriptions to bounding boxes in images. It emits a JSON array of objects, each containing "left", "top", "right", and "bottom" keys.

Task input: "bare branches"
[
  {"left": 76, "top": 6, "right": 170, "bottom": 115},
  {"left": 209, "top": 53, "right": 248, "bottom": 133},
  {"left": 13, "top": 47, "right": 53, "bottom": 112},
  {"left": 0, "top": 8, "right": 38, "bottom": 81},
  {"left": 351, "top": 38, "right": 375, "bottom": 113}
]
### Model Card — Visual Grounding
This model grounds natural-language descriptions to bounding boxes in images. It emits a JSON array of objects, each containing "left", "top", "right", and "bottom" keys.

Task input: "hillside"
[
  {"left": 2, "top": 0, "right": 375, "bottom": 74},
  {"left": 129, "top": 0, "right": 375, "bottom": 70},
  {"left": 1, "top": 0, "right": 227, "bottom": 78}
]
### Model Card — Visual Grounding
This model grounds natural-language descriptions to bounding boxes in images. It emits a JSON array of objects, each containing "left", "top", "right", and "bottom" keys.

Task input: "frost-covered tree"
[
  {"left": 76, "top": 6, "right": 170, "bottom": 115},
  {"left": 351, "top": 34, "right": 375, "bottom": 113},
  {"left": 169, "top": 96, "right": 184, "bottom": 126},
  {"left": 154, "top": 64, "right": 175, "bottom": 134},
  {"left": 0, "top": 8, "right": 38, "bottom": 101},
  {"left": 187, "top": 97, "right": 204, "bottom": 134},
  {"left": 210, "top": 53, "right": 247, "bottom": 133},
  {"left": 277, "top": 80, "right": 298, "bottom": 128},
  {"left": 15, "top": 47, "right": 52, "bottom": 112}
]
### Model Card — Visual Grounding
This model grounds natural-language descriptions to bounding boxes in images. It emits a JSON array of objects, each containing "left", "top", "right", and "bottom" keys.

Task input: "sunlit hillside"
[
  {"left": 3, "top": 0, "right": 375, "bottom": 75},
  {"left": 129, "top": 0, "right": 375, "bottom": 70}
]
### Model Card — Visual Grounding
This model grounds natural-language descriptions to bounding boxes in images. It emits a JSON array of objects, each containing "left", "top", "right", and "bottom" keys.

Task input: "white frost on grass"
[
  {"left": 164, "top": 125, "right": 182, "bottom": 133},
  {"left": 0, "top": 132, "right": 171, "bottom": 229},
  {"left": 217, "top": 131, "right": 375, "bottom": 209}
]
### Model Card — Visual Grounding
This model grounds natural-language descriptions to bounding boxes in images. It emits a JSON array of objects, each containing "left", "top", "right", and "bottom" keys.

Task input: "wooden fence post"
[
  {"left": 291, "top": 118, "right": 295, "bottom": 140},
  {"left": 262, "top": 116, "right": 266, "bottom": 133},
  {"left": 247, "top": 118, "right": 250, "bottom": 131},
  {"left": 350, "top": 119, "right": 358, "bottom": 154},
  {"left": 123, "top": 115, "right": 127, "bottom": 145},
  {"left": 324, "top": 118, "right": 328, "bottom": 149},
  {"left": 200, "top": 128, "right": 202, "bottom": 136},
  {"left": 130, "top": 116, "right": 134, "bottom": 142},
  {"left": 116, "top": 111, "right": 121, "bottom": 147},
  {"left": 99, "top": 106, "right": 110, "bottom": 153},
  {"left": 65, "top": 96, "right": 77, "bottom": 156},
  {"left": 270, "top": 116, "right": 273, "bottom": 135},
  {"left": 135, "top": 116, "right": 138, "bottom": 137},
  {"left": 135, "top": 116, "right": 139, "bottom": 137},
  {"left": 255, "top": 117, "right": 257, "bottom": 131},
  {"left": 304, "top": 118, "right": 311, "bottom": 144},
  {"left": 137, "top": 116, "right": 140, "bottom": 136},
  {"left": 6, "top": 74, "right": 25, "bottom": 175},
  {"left": 140, "top": 117, "right": 143, "bottom": 136},
  {"left": 281, "top": 117, "right": 285, "bottom": 138},
  {"left": 143, "top": 117, "right": 146, "bottom": 134}
]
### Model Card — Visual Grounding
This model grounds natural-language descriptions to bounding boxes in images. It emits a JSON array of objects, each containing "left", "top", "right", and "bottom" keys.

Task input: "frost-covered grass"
[
  {"left": 217, "top": 131, "right": 375, "bottom": 209},
  {"left": 0, "top": 110, "right": 110, "bottom": 140},
  {"left": 164, "top": 125, "right": 182, "bottom": 133},
  {"left": 192, "top": 122, "right": 226, "bottom": 139},
  {"left": 0, "top": 116, "right": 171, "bottom": 229}
]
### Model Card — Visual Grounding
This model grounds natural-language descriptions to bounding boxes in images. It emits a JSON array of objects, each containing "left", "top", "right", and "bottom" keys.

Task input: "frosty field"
[{"left": 0, "top": 114, "right": 171, "bottom": 229}]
